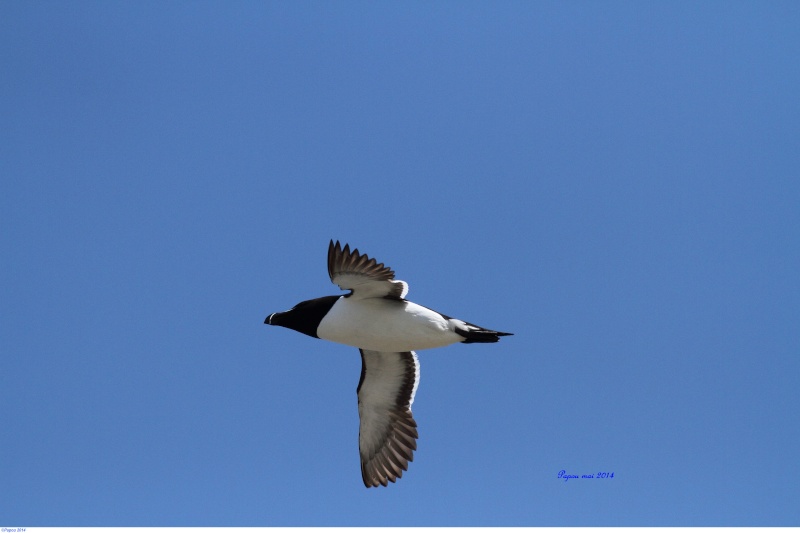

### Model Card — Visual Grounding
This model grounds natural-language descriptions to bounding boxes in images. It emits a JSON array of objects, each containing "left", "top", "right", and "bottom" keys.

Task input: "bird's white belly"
[{"left": 317, "top": 298, "right": 462, "bottom": 352}]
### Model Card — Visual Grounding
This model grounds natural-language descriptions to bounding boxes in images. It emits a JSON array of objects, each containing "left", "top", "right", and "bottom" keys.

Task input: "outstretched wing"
[
  {"left": 357, "top": 349, "right": 419, "bottom": 488},
  {"left": 327, "top": 240, "right": 408, "bottom": 300}
]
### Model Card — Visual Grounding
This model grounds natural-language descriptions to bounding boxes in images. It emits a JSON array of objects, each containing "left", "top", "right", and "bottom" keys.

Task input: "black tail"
[{"left": 455, "top": 323, "right": 514, "bottom": 344}]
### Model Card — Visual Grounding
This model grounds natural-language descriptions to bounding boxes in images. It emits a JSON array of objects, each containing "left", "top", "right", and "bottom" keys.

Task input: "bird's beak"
[{"left": 264, "top": 313, "right": 275, "bottom": 325}]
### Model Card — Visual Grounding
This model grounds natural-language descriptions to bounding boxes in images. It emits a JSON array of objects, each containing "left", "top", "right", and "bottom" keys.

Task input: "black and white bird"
[{"left": 265, "top": 240, "right": 512, "bottom": 487}]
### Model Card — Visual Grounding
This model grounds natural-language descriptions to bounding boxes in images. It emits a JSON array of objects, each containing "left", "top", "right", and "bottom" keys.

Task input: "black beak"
[{"left": 264, "top": 313, "right": 274, "bottom": 325}]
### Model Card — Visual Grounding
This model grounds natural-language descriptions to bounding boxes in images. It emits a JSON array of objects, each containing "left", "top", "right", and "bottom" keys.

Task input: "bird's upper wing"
[
  {"left": 357, "top": 349, "right": 419, "bottom": 488},
  {"left": 328, "top": 240, "right": 408, "bottom": 300}
]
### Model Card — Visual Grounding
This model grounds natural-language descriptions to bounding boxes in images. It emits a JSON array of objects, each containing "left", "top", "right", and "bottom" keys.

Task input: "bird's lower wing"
[{"left": 357, "top": 349, "right": 420, "bottom": 487}]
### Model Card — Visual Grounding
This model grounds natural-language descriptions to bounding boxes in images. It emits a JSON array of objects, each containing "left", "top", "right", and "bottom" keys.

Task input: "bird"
[{"left": 264, "top": 240, "right": 512, "bottom": 487}]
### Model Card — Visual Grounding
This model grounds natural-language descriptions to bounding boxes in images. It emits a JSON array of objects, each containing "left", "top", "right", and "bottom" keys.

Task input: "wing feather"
[
  {"left": 328, "top": 240, "right": 408, "bottom": 300},
  {"left": 357, "top": 349, "right": 420, "bottom": 488}
]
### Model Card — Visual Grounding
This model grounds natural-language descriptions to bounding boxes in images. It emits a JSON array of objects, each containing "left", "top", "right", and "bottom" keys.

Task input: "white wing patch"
[{"left": 336, "top": 276, "right": 408, "bottom": 300}]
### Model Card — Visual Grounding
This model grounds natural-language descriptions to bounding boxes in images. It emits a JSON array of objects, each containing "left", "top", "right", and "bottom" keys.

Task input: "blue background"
[{"left": 2, "top": 1, "right": 798, "bottom": 526}]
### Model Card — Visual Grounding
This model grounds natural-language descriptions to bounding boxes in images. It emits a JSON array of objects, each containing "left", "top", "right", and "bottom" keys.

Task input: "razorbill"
[{"left": 265, "top": 240, "right": 512, "bottom": 487}]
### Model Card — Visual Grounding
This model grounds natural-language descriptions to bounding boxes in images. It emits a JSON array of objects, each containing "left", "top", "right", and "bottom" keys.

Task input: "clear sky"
[{"left": 2, "top": 1, "right": 798, "bottom": 526}]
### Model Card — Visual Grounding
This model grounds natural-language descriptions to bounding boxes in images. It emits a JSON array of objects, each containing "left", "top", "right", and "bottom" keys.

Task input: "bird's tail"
[{"left": 453, "top": 321, "right": 513, "bottom": 343}]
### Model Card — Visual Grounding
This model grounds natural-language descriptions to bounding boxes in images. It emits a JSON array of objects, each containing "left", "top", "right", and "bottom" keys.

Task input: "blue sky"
[{"left": 2, "top": 1, "right": 799, "bottom": 526}]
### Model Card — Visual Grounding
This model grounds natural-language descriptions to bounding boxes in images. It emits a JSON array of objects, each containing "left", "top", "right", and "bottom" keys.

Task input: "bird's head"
[{"left": 264, "top": 295, "right": 340, "bottom": 338}]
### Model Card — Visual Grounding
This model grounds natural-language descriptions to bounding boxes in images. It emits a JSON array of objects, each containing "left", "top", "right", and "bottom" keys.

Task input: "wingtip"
[{"left": 328, "top": 240, "right": 339, "bottom": 279}]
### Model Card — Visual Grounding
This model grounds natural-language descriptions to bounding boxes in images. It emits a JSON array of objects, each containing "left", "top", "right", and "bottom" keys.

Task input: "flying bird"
[{"left": 265, "top": 240, "right": 512, "bottom": 487}]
